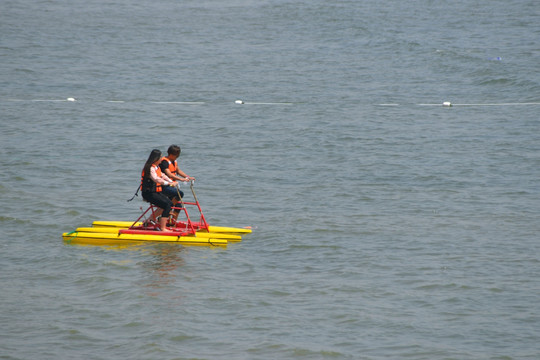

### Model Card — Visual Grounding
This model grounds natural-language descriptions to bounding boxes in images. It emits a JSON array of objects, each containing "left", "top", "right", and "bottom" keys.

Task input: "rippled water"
[{"left": 1, "top": 0, "right": 539, "bottom": 359}]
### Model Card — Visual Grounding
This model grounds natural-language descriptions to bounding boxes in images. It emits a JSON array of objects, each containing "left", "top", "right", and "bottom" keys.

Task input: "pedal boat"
[{"left": 63, "top": 182, "right": 251, "bottom": 246}]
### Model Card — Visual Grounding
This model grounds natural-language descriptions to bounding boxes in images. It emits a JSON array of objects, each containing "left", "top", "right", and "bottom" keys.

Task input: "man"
[{"left": 159, "top": 144, "right": 195, "bottom": 204}]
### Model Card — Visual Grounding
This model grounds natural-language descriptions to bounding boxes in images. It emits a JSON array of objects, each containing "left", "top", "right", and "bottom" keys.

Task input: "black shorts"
[{"left": 142, "top": 191, "right": 173, "bottom": 218}]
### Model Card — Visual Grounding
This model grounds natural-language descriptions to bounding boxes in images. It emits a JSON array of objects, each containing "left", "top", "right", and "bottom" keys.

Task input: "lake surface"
[{"left": 1, "top": 0, "right": 539, "bottom": 359}]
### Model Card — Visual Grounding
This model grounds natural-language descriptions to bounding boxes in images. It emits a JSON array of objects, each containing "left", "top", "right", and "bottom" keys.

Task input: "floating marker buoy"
[
  {"left": 235, "top": 100, "right": 244, "bottom": 104},
  {"left": 67, "top": 97, "right": 76, "bottom": 102},
  {"left": 443, "top": 101, "right": 452, "bottom": 107}
]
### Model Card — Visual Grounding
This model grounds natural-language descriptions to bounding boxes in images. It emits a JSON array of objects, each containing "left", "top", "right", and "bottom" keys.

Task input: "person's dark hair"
[
  {"left": 142, "top": 149, "right": 162, "bottom": 179},
  {"left": 167, "top": 144, "right": 181, "bottom": 157}
]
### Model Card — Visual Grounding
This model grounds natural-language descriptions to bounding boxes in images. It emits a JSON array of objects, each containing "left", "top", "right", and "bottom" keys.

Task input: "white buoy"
[
  {"left": 67, "top": 97, "right": 76, "bottom": 102},
  {"left": 235, "top": 100, "right": 244, "bottom": 104},
  {"left": 442, "top": 101, "right": 452, "bottom": 107}
]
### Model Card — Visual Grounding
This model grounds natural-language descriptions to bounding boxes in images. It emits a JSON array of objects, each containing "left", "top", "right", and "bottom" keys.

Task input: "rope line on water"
[{"left": 5, "top": 98, "right": 540, "bottom": 107}]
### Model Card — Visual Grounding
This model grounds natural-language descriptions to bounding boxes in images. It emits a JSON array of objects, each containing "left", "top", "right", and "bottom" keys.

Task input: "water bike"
[{"left": 63, "top": 181, "right": 251, "bottom": 246}]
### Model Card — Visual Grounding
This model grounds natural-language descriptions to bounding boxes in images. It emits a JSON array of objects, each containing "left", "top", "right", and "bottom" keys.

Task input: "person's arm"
[
  {"left": 176, "top": 167, "right": 195, "bottom": 180},
  {"left": 164, "top": 168, "right": 186, "bottom": 181},
  {"left": 161, "top": 159, "right": 188, "bottom": 181},
  {"left": 150, "top": 166, "right": 175, "bottom": 186}
]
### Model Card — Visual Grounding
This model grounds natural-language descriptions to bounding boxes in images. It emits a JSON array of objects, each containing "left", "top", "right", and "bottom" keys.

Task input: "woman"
[{"left": 141, "top": 149, "right": 178, "bottom": 231}]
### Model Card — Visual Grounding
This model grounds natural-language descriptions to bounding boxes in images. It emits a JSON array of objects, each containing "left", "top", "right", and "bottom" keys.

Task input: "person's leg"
[
  {"left": 143, "top": 192, "right": 173, "bottom": 230},
  {"left": 162, "top": 186, "right": 184, "bottom": 220},
  {"left": 159, "top": 216, "right": 169, "bottom": 232},
  {"left": 162, "top": 185, "right": 182, "bottom": 202}
]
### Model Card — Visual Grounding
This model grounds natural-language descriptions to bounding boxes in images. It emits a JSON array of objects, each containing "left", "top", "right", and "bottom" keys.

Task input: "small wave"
[
  {"left": 0, "top": 215, "right": 26, "bottom": 224},
  {"left": 477, "top": 77, "right": 514, "bottom": 86}
]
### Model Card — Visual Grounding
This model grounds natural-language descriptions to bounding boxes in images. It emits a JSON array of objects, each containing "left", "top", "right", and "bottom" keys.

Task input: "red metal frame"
[{"left": 121, "top": 181, "right": 210, "bottom": 235}]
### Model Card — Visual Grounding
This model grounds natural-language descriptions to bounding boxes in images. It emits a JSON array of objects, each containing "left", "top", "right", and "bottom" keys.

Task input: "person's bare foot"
[{"left": 159, "top": 217, "right": 172, "bottom": 232}]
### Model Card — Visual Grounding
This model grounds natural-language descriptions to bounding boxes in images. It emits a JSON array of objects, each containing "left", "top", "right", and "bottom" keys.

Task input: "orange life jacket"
[
  {"left": 141, "top": 164, "right": 163, "bottom": 193},
  {"left": 161, "top": 156, "right": 178, "bottom": 175}
]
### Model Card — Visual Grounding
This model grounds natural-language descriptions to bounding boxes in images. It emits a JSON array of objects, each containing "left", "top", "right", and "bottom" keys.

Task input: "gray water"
[{"left": 1, "top": 0, "right": 539, "bottom": 359}]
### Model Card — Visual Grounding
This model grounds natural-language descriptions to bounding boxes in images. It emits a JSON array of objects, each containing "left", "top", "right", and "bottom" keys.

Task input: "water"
[{"left": 1, "top": 0, "right": 539, "bottom": 359}]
